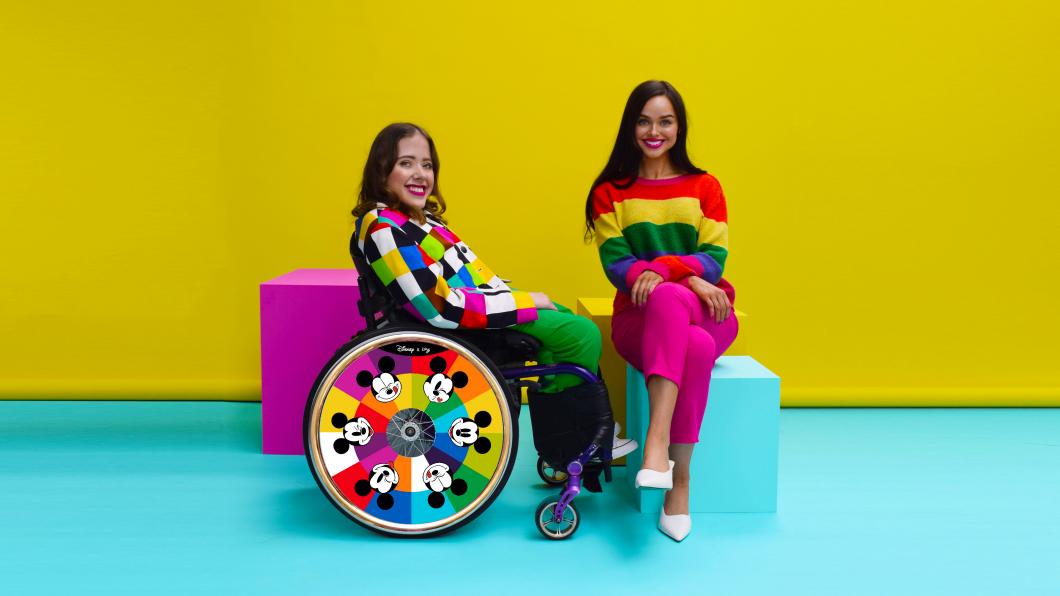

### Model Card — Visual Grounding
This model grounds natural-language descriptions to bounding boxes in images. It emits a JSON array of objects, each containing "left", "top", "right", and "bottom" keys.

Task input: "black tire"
[
  {"left": 536, "top": 456, "right": 569, "bottom": 486},
  {"left": 303, "top": 324, "right": 519, "bottom": 538},
  {"left": 535, "top": 496, "right": 579, "bottom": 540}
]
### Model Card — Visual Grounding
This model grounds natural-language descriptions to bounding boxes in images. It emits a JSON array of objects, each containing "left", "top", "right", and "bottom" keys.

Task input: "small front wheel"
[
  {"left": 535, "top": 496, "right": 579, "bottom": 540},
  {"left": 536, "top": 457, "right": 569, "bottom": 486}
]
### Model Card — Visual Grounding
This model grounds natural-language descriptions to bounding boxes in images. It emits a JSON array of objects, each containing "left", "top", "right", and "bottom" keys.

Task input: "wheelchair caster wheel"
[
  {"left": 536, "top": 457, "right": 569, "bottom": 486},
  {"left": 535, "top": 496, "right": 579, "bottom": 540}
]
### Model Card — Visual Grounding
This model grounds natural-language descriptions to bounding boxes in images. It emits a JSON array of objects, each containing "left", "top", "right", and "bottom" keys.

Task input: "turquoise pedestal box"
[{"left": 624, "top": 356, "right": 780, "bottom": 513}]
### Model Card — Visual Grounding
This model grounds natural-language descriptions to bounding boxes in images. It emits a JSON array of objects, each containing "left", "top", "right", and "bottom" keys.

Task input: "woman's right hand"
[
  {"left": 529, "top": 291, "right": 558, "bottom": 311},
  {"left": 686, "top": 277, "right": 731, "bottom": 324},
  {"left": 631, "top": 270, "right": 664, "bottom": 307}
]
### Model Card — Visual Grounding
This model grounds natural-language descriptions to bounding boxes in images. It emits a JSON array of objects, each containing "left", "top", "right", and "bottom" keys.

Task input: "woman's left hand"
[{"left": 686, "top": 277, "right": 731, "bottom": 324}]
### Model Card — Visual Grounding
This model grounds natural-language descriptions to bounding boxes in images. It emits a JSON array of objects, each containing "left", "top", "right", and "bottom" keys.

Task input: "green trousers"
[{"left": 512, "top": 303, "right": 601, "bottom": 393}]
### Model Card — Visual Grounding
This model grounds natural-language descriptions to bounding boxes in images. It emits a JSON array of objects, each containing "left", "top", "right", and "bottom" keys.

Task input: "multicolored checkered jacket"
[
  {"left": 353, "top": 206, "right": 539, "bottom": 329},
  {"left": 591, "top": 173, "right": 733, "bottom": 310}
]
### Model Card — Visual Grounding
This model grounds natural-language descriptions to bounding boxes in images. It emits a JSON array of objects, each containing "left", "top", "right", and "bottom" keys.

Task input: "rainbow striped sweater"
[
  {"left": 353, "top": 206, "right": 538, "bottom": 329},
  {"left": 591, "top": 173, "right": 733, "bottom": 310}
]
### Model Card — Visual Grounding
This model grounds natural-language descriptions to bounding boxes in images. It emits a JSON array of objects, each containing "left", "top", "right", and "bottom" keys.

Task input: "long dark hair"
[
  {"left": 352, "top": 122, "right": 447, "bottom": 223},
  {"left": 583, "top": 80, "right": 704, "bottom": 239}
]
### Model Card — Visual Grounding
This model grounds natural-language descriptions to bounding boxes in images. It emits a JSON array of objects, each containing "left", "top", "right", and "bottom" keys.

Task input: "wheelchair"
[{"left": 303, "top": 253, "right": 615, "bottom": 540}]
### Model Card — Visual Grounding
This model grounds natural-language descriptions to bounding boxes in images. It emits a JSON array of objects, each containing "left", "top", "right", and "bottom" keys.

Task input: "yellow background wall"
[{"left": 2, "top": 1, "right": 1058, "bottom": 402}]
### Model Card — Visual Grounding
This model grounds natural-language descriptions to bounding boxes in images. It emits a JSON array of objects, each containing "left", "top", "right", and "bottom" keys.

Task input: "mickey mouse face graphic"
[
  {"left": 353, "top": 468, "right": 399, "bottom": 511},
  {"left": 369, "top": 463, "right": 399, "bottom": 494},
  {"left": 448, "top": 417, "right": 478, "bottom": 447},
  {"left": 331, "top": 413, "right": 374, "bottom": 454},
  {"left": 422, "top": 463, "right": 453, "bottom": 493},
  {"left": 356, "top": 356, "right": 402, "bottom": 403},
  {"left": 422, "top": 462, "right": 469, "bottom": 508},
  {"left": 447, "top": 412, "right": 494, "bottom": 454},
  {"left": 423, "top": 356, "right": 468, "bottom": 404}
]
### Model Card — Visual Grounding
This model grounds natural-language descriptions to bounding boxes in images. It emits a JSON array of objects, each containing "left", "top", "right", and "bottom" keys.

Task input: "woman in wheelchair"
[{"left": 303, "top": 122, "right": 634, "bottom": 539}]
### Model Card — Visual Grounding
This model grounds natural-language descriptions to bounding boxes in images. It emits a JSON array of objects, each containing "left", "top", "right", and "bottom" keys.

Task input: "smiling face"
[
  {"left": 343, "top": 417, "right": 373, "bottom": 446},
  {"left": 385, "top": 133, "right": 435, "bottom": 215},
  {"left": 371, "top": 372, "right": 401, "bottom": 403},
  {"left": 634, "top": 95, "right": 679, "bottom": 160}
]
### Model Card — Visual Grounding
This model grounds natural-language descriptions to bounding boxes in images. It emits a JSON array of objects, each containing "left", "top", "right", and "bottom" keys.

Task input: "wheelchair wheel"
[
  {"left": 536, "top": 457, "right": 569, "bottom": 486},
  {"left": 304, "top": 325, "right": 518, "bottom": 537},
  {"left": 535, "top": 496, "right": 579, "bottom": 540}
]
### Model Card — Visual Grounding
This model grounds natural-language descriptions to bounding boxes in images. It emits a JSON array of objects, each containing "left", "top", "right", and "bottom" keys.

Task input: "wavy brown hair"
[{"left": 352, "top": 122, "right": 447, "bottom": 223}]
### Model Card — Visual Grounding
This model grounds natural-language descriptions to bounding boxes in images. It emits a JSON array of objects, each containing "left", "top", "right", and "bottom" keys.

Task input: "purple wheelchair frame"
[{"left": 501, "top": 363, "right": 607, "bottom": 525}]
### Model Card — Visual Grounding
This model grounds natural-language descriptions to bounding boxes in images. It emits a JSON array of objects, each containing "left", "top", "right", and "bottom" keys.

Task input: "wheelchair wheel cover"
[{"left": 304, "top": 327, "right": 517, "bottom": 537}]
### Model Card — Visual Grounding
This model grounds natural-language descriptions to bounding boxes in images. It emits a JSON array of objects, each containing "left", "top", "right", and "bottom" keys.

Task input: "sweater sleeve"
[
  {"left": 357, "top": 211, "right": 538, "bottom": 329},
  {"left": 649, "top": 177, "right": 729, "bottom": 284},
  {"left": 591, "top": 186, "right": 669, "bottom": 292}
]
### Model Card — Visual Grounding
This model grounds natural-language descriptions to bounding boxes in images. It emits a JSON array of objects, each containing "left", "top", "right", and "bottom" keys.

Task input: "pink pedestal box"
[{"left": 260, "top": 269, "right": 364, "bottom": 454}]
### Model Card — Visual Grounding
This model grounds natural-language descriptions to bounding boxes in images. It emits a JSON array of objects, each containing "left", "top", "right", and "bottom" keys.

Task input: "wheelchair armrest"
[{"left": 500, "top": 330, "right": 542, "bottom": 358}]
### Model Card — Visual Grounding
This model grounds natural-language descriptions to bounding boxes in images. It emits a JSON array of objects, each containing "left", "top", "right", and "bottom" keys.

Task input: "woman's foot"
[
  {"left": 634, "top": 459, "right": 674, "bottom": 489},
  {"left": 659, "top": 491, "right": 691, "bottom": 542},
  {"left": 636, "top": 432, "right": 674, "bottom": 488}
]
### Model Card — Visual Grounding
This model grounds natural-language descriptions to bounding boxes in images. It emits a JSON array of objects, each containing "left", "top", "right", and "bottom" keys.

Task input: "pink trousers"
[{"left": 612, "top": 282, "right": 739, "bottom": 443}]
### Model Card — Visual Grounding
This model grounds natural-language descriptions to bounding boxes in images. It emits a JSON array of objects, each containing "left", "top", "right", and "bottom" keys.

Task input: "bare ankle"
[
  {"left": 641, "top": 451, "right": 670, "bottom": 471},
  {"left": 664, "top": 489, "right": 689, "bottom": 515}
]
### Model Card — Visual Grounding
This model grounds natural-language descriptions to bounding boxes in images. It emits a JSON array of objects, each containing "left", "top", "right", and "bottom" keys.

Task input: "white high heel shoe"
[
  {"left": 658, "top": 497, "right": 692, "bottom": 542},
  {"left": 634, "top": 460, "right": 675, "bottom": 489}
]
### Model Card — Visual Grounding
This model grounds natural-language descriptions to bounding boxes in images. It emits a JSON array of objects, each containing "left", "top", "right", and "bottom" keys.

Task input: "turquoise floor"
[{"left": 1, "top": 402, "right": 1058, "bottom": 595}]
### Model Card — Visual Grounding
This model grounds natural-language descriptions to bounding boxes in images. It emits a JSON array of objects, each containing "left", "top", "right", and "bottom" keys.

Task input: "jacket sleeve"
[
  {"left": 357, "top": 211, "right": 538, "bottom": 329},
  {"left": 591, "top": 186, "right": 668, "bottom": 292}
]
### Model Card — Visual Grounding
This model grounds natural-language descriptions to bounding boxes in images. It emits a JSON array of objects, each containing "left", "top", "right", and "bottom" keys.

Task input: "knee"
[
  {"left": 644, "top": 283, "right": 699, "bottom": 325},
  {"left": 645, "top": 282, "right": 693, "bottom": 309},
  {"left": 686, "top": 326, "right": 717, "bottom": 361},
  {"left": 553, "top": 314, "right": 601, "bottom": 360},
  {"left": 572, "top": 316, "right": 602, "bottom": 356},
  {"left": 648, "top": 281, "right": 683, "bottom": 301}
]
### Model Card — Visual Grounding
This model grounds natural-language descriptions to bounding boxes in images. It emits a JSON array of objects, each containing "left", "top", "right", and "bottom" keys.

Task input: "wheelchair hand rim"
[{"left": 306, "top": 328, "right": 516, "bottom": 536}]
